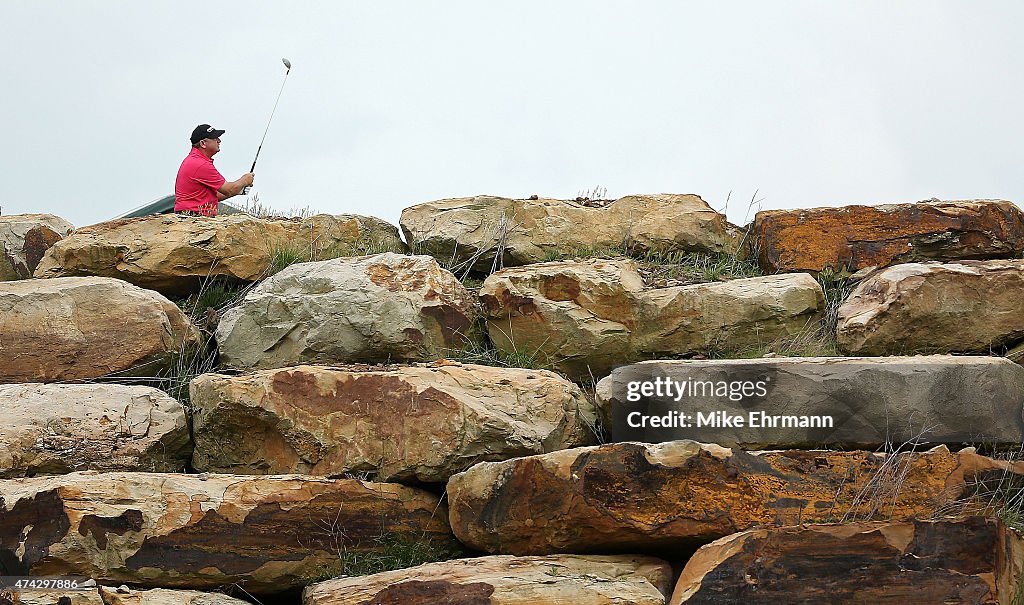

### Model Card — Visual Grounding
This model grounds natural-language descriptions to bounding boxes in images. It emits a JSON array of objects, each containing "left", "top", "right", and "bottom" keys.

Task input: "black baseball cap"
[{"left": 190, "top": 124, "right": 226, "bottom": 145}]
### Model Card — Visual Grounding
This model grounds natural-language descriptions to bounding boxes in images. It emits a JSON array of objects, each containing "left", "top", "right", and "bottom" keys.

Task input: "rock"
[
  {"left": 1007, "top": 341, "right": 1024, "bottom": 366},
  {"left": 97, "top": 586, "right": 251, "bottom": 605},
  {"left": 33, "top": 214, "right": 405, "bottom": 296},
  {"left": 597, "top": 356, "right": 1024, "bottom": 448},
  {"left": 480, "top": 259, "right": 823, "bottom": 379},
  {"left": 753, "top": 199, "right": 1024, "bottom": 273},
  {"left": 0, "top": 214, "right": 74, "bottom": 280},
  {"left": 0, "top": 277, "right": 201, "bottom": 384},
  {"left": 446, "top": 440, "right": 1023, "bottom": 555},
  {"left": 216, "top": 253, "right": 480, "bottom": 370},
  {"left": 0, "top": 472, "right": 454, "bottom": 594},
  {"left": 4, "top": 587, "right": 104, "bottom": 605},
  {"left": 3, "top": 586, "right": 251, "bottom": 605},
  {"left": 670, "top": 518, "right": 1017, "bottom": 604},
  {"left": 400, "top": 194, "right": 745, "bottom": 273},
  {"left": 303, "top": 554, "right": 672, "bottom": 605},
  {"left": 190, "top": 362, "right": 598, "bottom": 483},
  {"left": 0, "top": 384, "right": 191, "bottom": 477},
  {"left": 836, "top": 260, "right": 1024, "bottom": 355}
]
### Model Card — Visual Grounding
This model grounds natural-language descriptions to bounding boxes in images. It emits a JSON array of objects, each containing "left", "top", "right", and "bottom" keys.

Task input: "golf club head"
[{"left": 282, "top": 58, "right": 292, "bottom": 71}]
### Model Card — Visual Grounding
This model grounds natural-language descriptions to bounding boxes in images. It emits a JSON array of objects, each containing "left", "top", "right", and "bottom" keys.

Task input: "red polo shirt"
[{"left": 174, "top": 148, "right": 226, "bottom": 216}]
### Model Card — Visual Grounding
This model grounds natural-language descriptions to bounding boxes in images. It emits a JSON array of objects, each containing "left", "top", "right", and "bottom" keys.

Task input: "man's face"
[{"left": 200, "top": 137, "right": 221, "bottom": 156}]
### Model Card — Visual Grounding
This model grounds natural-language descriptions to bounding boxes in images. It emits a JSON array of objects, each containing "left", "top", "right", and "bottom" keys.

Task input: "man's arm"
[{"left": 217, "top": 173, "right": 255, "bottom": 199}]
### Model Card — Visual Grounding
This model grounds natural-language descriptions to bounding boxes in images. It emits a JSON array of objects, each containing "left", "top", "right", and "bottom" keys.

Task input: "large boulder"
[
  {"left": 481, "top": 259, "right": 823, "bottom": 379},
  {"left": 303, "top": 554, "right": 672, "bottom": 605},
  {"left": 598, "top": 356, "right": 1024, "bottom": 448},
  {"left": 753, "top": 199, "right": 1024, "bottom": 273},
  {"left": 190, "top": 362, "right": 597, "bottom": 483},
  {"left": 671, "top": 518, "right": 1017, "bottom": 604},
  {"left": 400, "top": 194, "right": 745, "bottom": 272},
  {"left": 0, "top": 472, "right": 454, "bottom": 594},
  {"left": 0, "top": 277, "right": 201, "bottom": 384},
  {"left": 34, "top": 213, "right": 405, "bottom": 296},
  {"left": 447, "top": 440, "right": 1021, "bottom": 555},
  {"left": 0, "top": 214, "right": 74, "bottom": 280},
  {"left": 216, "top": 253, "right": 481, "bottom": 370},
  {"left": 836, "top": 260, "right": 1024, "bottom": 355},
  {"left": 0, "top": 384, "right": 191, "bottom": 477}
]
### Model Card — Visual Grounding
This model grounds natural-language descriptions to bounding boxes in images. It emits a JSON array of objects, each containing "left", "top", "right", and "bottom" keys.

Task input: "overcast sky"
[{"left": 2, "top": 2, "right": 1022, "bottom": 231}]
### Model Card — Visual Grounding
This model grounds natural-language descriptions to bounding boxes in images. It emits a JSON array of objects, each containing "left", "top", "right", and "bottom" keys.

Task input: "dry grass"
[
  {"left": 421, "top": 210, "right": 521, "bottom": 280},
  {"left": 230, "top": 192, "right": 314, "bottom": 219}
]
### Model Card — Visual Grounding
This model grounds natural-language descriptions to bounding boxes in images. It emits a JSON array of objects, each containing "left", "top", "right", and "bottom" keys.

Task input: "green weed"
[
  {"left": 175, "top": 281, "right": 246, "bottom": 320},
  {"left": 637, "top": 249, "right": 762, "bottom": 285},
  {"left": 331, "top": 535, "right": 469, "bottom": 578},
  {"left": 541, "top": 244, "right": 762, "bottom": 286},
  {"left": 816, "top": 267, "right": 856, "bottom": 334},
  {"left": 442, "top": 334, "right": 551, "bottom": 371},
  {"left": 269, "top": 244, "right": 311, "bottom": 274},
  {"left": 267, "top": 237, "right": 406, "bottom": 275}
]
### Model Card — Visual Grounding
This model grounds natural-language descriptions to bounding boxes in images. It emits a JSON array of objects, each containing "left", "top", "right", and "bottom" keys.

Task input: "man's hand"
[{"left": 219, "top": 173, "right": 256, "bottom": 199}]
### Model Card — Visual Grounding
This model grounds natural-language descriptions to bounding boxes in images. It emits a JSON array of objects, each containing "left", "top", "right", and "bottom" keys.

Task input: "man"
[{"left": 174, "top": 124, "right": 255, "bottom": 216}]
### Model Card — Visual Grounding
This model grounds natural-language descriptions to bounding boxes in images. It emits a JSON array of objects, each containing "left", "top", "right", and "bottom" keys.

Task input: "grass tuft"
[
  {"left": 816, "top": 267, "right": 856, "bottom": 334},
  {"left": 231, "top": 192, "right": 313, "bottom": 219},
  {"left": 329, "top": 535, "right": 470, "bottom": 578},
  {"left": 440, "top": 322, "right": 552, "bottom": 371},
  {"left": 542, "top": 244, "right": 762, "bottom": 286},
  {"left": 267, "top": 237, "right": 405, "bottom": 275}
]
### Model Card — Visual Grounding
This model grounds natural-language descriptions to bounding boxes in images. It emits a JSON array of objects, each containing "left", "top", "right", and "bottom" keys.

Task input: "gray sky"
[{"left": 2, "top": 2, "right": 1022, "bottom": 231}]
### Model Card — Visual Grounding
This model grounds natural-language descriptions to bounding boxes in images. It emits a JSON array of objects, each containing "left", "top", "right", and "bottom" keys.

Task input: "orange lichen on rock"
[
  {"left": 753, "top": 199, "right": 1024, "bottom": 273},
  {"left": 447, "top": 440, "right": 1023, "bottom": 555}
]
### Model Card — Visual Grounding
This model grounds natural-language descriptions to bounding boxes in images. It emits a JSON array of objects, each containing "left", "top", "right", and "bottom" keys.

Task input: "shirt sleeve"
[{"left": 191, "top": 161, "right": 227, "bottom": 190}]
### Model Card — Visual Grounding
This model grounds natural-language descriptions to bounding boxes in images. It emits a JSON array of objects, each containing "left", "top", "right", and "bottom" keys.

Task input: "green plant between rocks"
[
  {"left": 541, "top": 244, "right": 763, "bottom": 286},
  {"left": 936, "top": 445, "right": 1024, "bottom": 532},
  {"left": 816, "top": 267, "right": 856, "bottom": 335},
  {"left": 267, "top": 236, "right": 406, "bottom": 275},
  {"left": 325, "top": 534, "right": 470, "bottom": 579},
  {"left": 440, "top": 321, "right": 553, "bottom": 371}
]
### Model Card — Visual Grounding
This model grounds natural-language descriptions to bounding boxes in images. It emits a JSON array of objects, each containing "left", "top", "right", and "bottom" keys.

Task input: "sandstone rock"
[
  {"left": 97, "top": 586, "right": 251, "bottom": 605},
  {"left": 447, "top": 440, "right": 1023, "bottom": 555},
  {"left": 670, "top": 518, "right": 1017, "bottom": 604},
  {"left": 34, "top": 214, "right": 405, "bottom": 296},
  {"left": 0, "top": 214, "right": 74, "bottom": 280},
  {"left": 4, "top": 587, "right": 104, "bottom": 605},
  {"left": 598, "top": 356, "right": 1024, "bottom": 448},
  {"left": 303, "top": 554, "right": 672, "bottom": 605},
  {"left": 3, "top": 586, "right": 253, "bottom": 605},
  {"left": 0, "top": 472, "right": 454, "bottom": 594},
  {"left": 836, "top": 260, "right": 1024, "bottom": 355},
  {"left": 754, "top": 199, "right": 1024, "bottom": 273},
  {"left": 0, "top": 277, "right": 201, "bottom": 384},
  {"left": 190, "top": 362, "right": 597, "bottom": 483},
  {"left": 0, "top": 384, "right": 191, "bottom": 477},
  {"left": 400, "top": 194, "right": 744, "bottom": 272},
  {"left": 216, "top": 253, "right": 480, "bottom": 370},
  {"left": 481, "top": 259, "right": 823, "bottom": 379}
]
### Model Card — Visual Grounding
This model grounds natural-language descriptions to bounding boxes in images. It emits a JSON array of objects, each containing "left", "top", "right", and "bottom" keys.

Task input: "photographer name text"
[{"left": 626, "top": 410, "right": 833, "bottom": 429}]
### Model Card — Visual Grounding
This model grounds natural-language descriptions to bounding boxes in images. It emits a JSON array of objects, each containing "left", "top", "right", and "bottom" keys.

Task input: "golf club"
[{"left": 243, "top": 57, "right": 291, "bottom": 194}]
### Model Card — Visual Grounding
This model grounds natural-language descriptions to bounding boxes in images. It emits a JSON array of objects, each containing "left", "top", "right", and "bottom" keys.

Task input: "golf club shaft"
[{"left": 250, "top": 67, "right": 290, "bottom": 173}]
